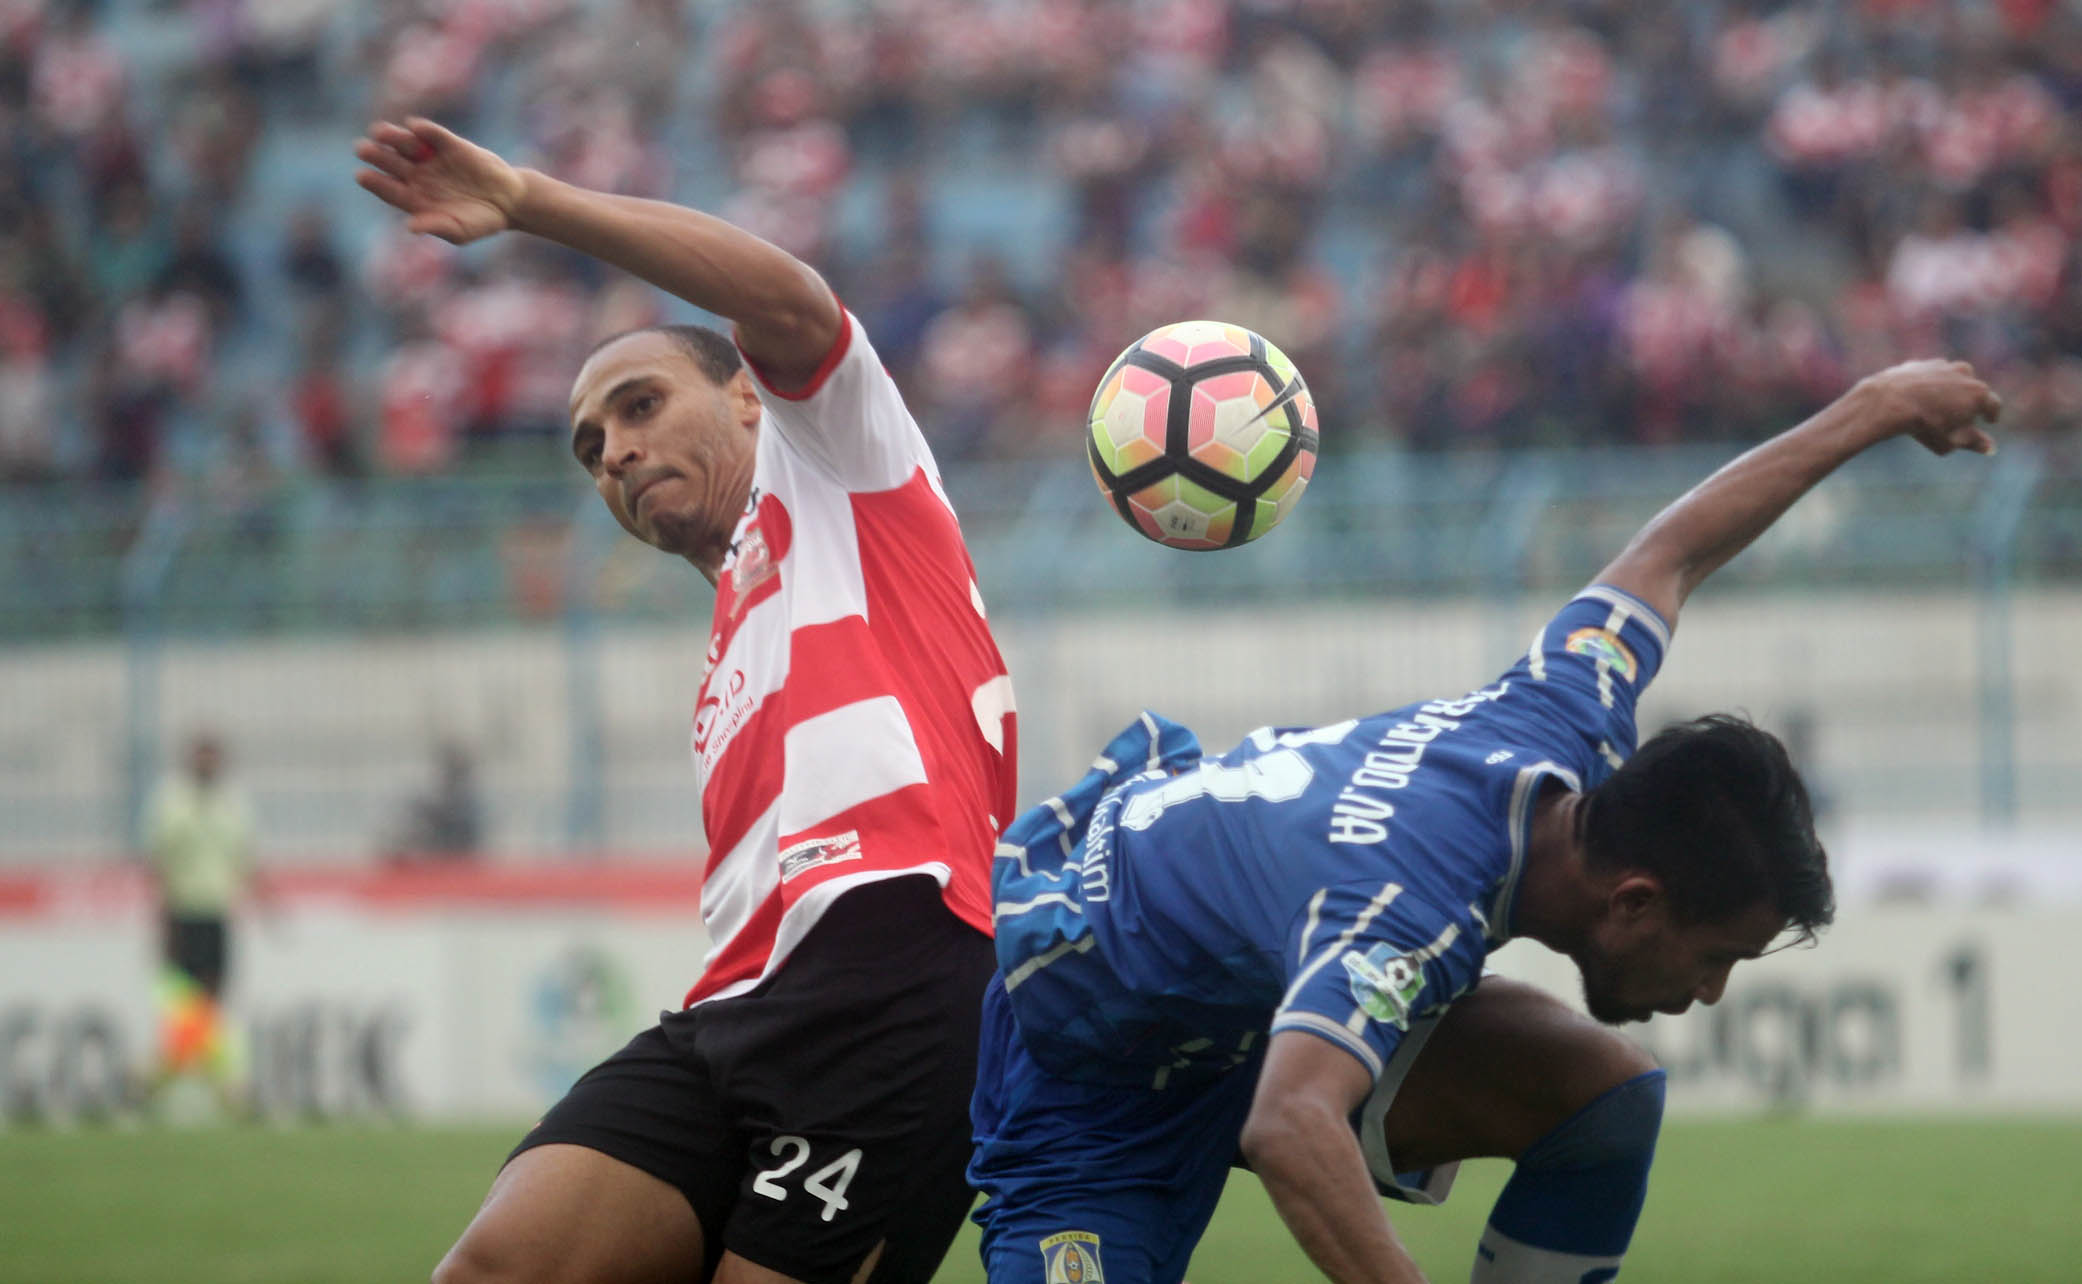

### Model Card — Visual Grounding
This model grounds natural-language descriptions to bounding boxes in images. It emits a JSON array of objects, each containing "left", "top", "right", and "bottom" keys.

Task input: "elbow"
[
  {"left": 740, "top": 264, "right": 842, "bottom": 366},
  {"left": 734, "top": 265, "right": 844, "bottom": 389},
  {"left": 757, "top": 260, "right": 838, "bottom": 338},
  {"left": 1238, "top": 1099, "right": 1311, "bottom": 1176}
]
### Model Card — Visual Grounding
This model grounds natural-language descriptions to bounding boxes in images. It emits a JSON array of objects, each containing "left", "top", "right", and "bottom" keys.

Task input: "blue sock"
[{"left": 1471, "top": 1068, "right": 1666, "bottom": 1283}]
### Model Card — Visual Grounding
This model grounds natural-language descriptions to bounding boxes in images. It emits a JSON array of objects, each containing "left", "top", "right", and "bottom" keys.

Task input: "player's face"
[
  {"left": 567, "top": 332, "right": 761, "bottom": 575},
  {"left": 1576, "top": 889, "right": 1782, "bottom": 1026}
]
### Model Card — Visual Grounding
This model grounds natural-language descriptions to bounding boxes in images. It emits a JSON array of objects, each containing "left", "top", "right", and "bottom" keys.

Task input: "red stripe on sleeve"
[{"left": 735, "top": 302, "right": 853, "bottom": 402}]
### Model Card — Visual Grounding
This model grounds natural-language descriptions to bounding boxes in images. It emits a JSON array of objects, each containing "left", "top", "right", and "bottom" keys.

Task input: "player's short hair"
[
  {"left": 1581, "top": 713, "right": 1834, "bottom": 945},
  {"left": 585, "top": 324, "right": 743, "bottom": 388}
]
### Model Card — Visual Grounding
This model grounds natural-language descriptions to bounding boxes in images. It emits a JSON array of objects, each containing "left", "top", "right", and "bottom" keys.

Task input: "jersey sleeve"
[
  {"left": 1269, "top": 880, "right": 1488, "bottom": 1081},
  {"left": 735, "top": 307, "right": 936, "bottom": 493},
  {"left": 1496, "top": 584, "right": 1672, "bottom": 771}
]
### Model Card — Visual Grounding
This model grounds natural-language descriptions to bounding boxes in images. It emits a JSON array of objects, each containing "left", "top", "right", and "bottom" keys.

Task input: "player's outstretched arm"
[
  {"left": 353, "top": 117, "right": 841, "bottom": 389},
  {"left": 1595, "top": 359, "right": 2002, "bottom": 628},
  {"left": 1240, "top": 1032, "right": 1432, "bottom": 1284}
]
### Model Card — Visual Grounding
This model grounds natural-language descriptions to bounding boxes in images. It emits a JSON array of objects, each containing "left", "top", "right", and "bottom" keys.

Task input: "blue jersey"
[{"left": 993, "top": 586, "right": 1670, "bottom": 1088}]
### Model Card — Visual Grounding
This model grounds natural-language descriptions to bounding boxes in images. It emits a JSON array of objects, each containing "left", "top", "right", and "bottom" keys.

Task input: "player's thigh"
[
  {"left": 856, "top": 1037, "right": 984, "bottom": 1284},
  {"left": 977, "top": 1190, "right": 1203, "bottom": 1284},
  {"left": 706, "top": 879, "right": 995, "bottom": 1284},
  {"left": 435, "top": 1143, "right": 706, "bottom": 1284},
  {"left": 437, "top": 1016, "right": 740, "bottom": 1284},
  {"left": 1382, "top": 976, "right": 1657, "bottom": 1171},
  {"left": 711, "top": 1248, "right": 881, "bottom": 1284},
  {"left": 970, "top": 980, "right": 1248, "bottom": 1284},
  {"left": 717, "top": 1019, "right": 981, "bottom": 1284}
]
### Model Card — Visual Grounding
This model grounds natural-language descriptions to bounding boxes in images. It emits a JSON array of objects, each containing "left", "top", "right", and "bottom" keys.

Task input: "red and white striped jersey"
[{"left": 685, "top": 307, "right": 1018, "bottom": 1006}]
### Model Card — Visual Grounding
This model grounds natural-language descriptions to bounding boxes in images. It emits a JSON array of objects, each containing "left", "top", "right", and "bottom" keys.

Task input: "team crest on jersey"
[
  {"left": 1342, "top": 943, "right": 1427, "bottom": 1030},
  {"left": 778, "top": 830, "right": 863, "bottom": 881},
  {"left": 1040, "top": 1231, "right": 1105, "bottom": 1283},
  {"left": 726, "top": 523, "right": 777, "bottom": 617},
  {"left": 1563, "top": 627, "right": 1637, "bottom": 681}
]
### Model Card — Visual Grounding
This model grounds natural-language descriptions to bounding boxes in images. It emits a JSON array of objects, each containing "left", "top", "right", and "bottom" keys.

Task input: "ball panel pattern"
[
  {"left": 1091, "top": 363, "right": 1173, "bottom": 475},
  {"left": 1087, "top": 320, "right": 1319, "bottom": 550}
]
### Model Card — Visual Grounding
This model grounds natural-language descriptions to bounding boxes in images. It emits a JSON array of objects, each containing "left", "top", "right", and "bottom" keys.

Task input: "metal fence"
[
  {"left": 1, "top": 441, "right": 2077, "bottom": 857},
  {"left": 9, "top": 442, "right": 2078, "bottom": 637}
]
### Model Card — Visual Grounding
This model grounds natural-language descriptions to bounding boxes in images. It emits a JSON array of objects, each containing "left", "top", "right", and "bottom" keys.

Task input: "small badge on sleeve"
[
  {"left": 1342, "top": 943, "right": 1427, "bottom": 1031},
  {"left": 1040, "top": 1230, "right": 1105, "bottom": 1283},
  {"left": 1563, "top": 628, "right": 1637, "bottom": 682}
]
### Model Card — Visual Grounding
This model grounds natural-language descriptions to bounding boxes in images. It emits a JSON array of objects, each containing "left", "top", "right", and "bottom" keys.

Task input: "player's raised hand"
[
  {"left": 354, "top": 118, "right": 525, "bottom": 245},
  {"left": 1855, "top": 358, "right": 2003, "bottom": 457}
]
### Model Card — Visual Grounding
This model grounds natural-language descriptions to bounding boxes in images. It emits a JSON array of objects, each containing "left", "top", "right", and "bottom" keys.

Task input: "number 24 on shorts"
[{"left": 752, "top": 1136, "right": 864, "bottom": 1222}]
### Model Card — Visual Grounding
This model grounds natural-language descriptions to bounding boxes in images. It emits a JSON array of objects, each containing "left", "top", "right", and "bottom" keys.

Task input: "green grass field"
[{"left": 1, "top": 1118, "right": 2074, "bottom": 1283}]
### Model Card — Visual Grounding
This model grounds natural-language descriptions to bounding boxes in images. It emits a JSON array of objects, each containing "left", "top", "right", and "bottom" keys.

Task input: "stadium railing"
[
  {"left": 1, "top": 443, "right": 2074, "bottom": 856},
  {"left": 5, "top": 443, "right": 2074, "bottom": 644}
]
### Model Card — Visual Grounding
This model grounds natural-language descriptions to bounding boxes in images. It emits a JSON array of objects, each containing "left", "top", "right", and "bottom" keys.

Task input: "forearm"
[
  {"left": 1599, "top": 382, "right": 1893, "bottom": 619},
  {"left": 1244, "top": 1103, "right": 1430, "bottom": 1284},
  {"left": 508, "top": 171, "right": 835, "bottom": 355}
]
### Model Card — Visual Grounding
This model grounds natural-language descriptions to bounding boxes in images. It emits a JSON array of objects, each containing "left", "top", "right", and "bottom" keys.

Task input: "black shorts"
[
  {"left": 511, "top": 874, "right": 994, "bottom": 1284},
  {"left": 164, "top": 914, "right": 229, "bottom": 996}
]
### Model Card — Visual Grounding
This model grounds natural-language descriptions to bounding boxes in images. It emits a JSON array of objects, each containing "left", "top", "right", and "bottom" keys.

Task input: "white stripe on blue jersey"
[{"left": 1277, "top": 881, "right": 1406, "bottom": 1016}]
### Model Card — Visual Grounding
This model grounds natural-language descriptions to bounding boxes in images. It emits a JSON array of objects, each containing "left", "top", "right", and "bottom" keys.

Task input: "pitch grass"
[{"left": 0, "top": 1118, "right": 2073, "bottom": 1283}]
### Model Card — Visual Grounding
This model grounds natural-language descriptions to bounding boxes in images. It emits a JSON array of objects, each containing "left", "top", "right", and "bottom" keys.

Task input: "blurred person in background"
[
  {"left": 356, "top": 114, "right": 1017, "bottom": 1284},
  {"left": 156, "top": 197, "right": 244, "bottom": 336},
  {"left": 139, "top": 729, "right": 254, "bottom": 1117},
  {"left": 280, "top": 202, "right": 347, "bottom": 301},
  {"left": 384, "top": 739, "right": 484, "bottom": 863},
  {"left": 286, "top": 306, "right": 360, "bottom": 476},
  {"left": 916, "top": 253, "right": 1037, "bottom": 461}
]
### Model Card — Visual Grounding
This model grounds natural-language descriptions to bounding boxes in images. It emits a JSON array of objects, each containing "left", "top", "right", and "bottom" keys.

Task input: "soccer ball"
[{"left": 1086, "top": 320, "right": 1319, "bottom": 550}]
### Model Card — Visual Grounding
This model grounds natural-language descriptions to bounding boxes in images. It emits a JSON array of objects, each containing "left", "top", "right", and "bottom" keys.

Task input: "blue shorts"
[{"left": 967, "top": 974, "right": 1261, "bottom": 1284}]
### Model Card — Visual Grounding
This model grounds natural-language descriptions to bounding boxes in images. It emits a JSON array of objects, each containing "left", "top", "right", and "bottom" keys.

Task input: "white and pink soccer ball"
[{"left": 1086, "top": 320, "right": 1320, "bottom": 550}]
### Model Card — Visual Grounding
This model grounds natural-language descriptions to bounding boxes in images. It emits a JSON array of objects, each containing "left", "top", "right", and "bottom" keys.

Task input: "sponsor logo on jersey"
[
  {"left": 693, "top": 668, "right": 752, "bottom": 764},
  {"left": 1485, "top": 749, "right": 1514, "bottom": 764},
  {"left": 1040, "top": 1230, "right": 1105, "bottom": 1283},
  {"left": 778, "top": 830, "right": 864, "bottom": 882},
  {"left": 1563, "top": 627, "right": 1637, "bottom": 681},
  {"left": 1342, "top": 942, "right": 1427, "bottom": 1030}
]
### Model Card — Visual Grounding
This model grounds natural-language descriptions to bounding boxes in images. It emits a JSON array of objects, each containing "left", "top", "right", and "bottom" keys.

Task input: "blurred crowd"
[{"left": 0, "top": 0, "right": 2077, "bottom": 491}]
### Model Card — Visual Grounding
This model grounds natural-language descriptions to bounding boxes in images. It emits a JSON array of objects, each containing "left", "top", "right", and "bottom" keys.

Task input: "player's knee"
[
  {"left": 1518, "top": 1067, "right": 1665, "bottom": 1172},
  {"left": 429, "top": 1245, "right": 482, "bottom": 1284},
  {"left": 1589, "top": 1029, "right": 1659, "bottom": 1098},
  {"left": 1548, "top": 1023, "right": 1659, "bottom": 1123},
  {"left": 431, "top": 1236, "right": 531, "bottom": 1284}
]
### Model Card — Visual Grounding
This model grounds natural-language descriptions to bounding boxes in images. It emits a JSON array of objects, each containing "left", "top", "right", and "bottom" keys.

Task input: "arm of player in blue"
[{"left": 1269, "top": 881, "right": 1488, "bottom": 1081}]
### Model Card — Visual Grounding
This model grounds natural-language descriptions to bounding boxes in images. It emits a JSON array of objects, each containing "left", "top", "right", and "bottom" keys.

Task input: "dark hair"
[
  {"left": 585, "top": 323, "right": 742, "bottom": 388},
  {"left": 1581, "top": 713, "right": 1835, "bottom": 944}
]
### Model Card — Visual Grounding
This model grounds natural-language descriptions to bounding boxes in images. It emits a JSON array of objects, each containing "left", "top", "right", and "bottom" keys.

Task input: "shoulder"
[
  {"left": 737, "top": 305, "right": 856, "bottom": 405},
  {"left": 742, "top": 313, "right": 935, "bottom": 491}
]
